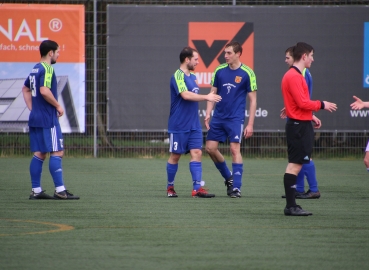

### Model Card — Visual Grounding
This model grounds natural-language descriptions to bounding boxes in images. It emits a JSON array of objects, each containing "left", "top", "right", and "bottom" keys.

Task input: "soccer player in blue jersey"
[
  {"left": 22, "top": 40, "right": 79, "bottom": 200},
  {"left": 204, "top": 41, "right": 257, "bottom": 198},
  {"left": 280, "top": 47, "right": 321, "bottom": 199},
  {"left": 167, "top": 47, "right": 222, "bottom": 198}
]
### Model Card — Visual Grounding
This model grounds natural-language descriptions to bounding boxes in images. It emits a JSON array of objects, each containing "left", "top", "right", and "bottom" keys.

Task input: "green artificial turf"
[{"left": 0, "top": 157, "right": 368, "bottom": 269}]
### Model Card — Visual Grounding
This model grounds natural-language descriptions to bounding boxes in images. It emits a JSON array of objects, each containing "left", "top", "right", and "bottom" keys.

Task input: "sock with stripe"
[
  {"left": 166, "top": 162, "right": 178, "bottom": 188},
  {"left": 190, "top": 161, "right": 202, "bottom": 191},
  {"left": 304, "top": 160, "right": 319, "bottom": 192},
  {"left": 30, "top": 155, "right": 44, "bottom": 189},
  {"left": 214, "top": 161, "right": 232, "bottom": 180},
  {"left": 49, "top": 156, "right": 64, "bottom": 188},
  {"left": 284, "top": 173, "right": 297, "bottom": 208},
  {"left": 232, "top": 163, "right": 243, "bottom": 190}
]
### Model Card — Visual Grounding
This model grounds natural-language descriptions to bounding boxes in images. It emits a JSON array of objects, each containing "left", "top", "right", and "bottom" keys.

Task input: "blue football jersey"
[
  {"left": 211, "top": 63, "right": 257, "bottom": 122},
  {"left": 168, "top": 69, "right": 201, "bottom": 133},
  {"left": 24, "top": 62, "right": 59, "bottom": 128},
  {"left": 303, "top": 68, "right": 313, "bottom": 98}
]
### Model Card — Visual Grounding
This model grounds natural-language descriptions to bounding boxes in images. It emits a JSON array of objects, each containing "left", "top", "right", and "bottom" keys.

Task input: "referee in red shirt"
[{"left": 281, "top": 42, "right": 337, "bottom": 216}]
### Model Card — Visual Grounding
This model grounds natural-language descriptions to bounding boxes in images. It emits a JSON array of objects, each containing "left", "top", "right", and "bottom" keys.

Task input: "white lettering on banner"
[
  {"left": 245, "top": 108, "right": 268, "bottom": 117},
  {"left": 350, "top": 110, "right": 369, "bottom": 117},
  {"left": 0, "top": 43, "right": 17, "bottom": 50},
  {"left": 0, "top": 19, "right": 47, "bottom": 41},
  {"left": 198, "top": 108, "right": 268, "bottom": 117},
  {"left": 194, "top": 72, "right": 213, "bottom": 85}
]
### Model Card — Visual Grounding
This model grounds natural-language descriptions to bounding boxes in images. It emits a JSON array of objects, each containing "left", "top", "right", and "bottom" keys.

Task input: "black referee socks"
[{"left": 284, "top": 173, "right": 297, "bottom": 208}]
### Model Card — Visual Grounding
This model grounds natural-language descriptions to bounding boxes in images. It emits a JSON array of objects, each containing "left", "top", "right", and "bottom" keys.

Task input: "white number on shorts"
[{"left": 173, "top": 142, "right": 178, "bottom": 151}]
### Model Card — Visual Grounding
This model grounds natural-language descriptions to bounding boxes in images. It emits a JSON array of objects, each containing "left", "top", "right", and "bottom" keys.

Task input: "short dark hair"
[
  {"left": 292, "top": 42, "right": 314, "bottom": 62},
  {"left": 225, "top": 41, "right": 243, "bottom": 56},
  {"left": 39, "top": 40, "right": 59, "bottom": 57},
  {"left": 285, "top": 46, "right": 294, "bottom": 56},
  {"left": 179, "top": 47, "right": 197, "bottom": 63}
]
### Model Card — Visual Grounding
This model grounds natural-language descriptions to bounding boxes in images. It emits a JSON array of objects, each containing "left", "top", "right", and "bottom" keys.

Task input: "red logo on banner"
[{"left": 189, "top": 22, "right": 254, "bottom": 88}]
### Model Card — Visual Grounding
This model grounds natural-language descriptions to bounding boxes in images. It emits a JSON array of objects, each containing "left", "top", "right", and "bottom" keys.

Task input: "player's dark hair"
[
  {"left": 179, "top": 47, "right": 197, "bottom": 63},
  {"left": 292, "top": 42, "right": 314, "bottom": 62},
  {"left": 39, "top": 40, "right": 59, "bottom": 57},
  {"left": 285, "top": 46, "right": 294, "bottom": 55},
  {"left": 225, "top": 41, "right": 243, "bottom": 56}
]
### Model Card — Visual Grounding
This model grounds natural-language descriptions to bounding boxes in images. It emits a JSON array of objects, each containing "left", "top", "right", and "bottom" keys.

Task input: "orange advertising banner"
[
  {"left": 189, "top": 22, "right": 254, "bottom": 88},
  {"left": 0, "top": 4, "right": 84, "bottom": 63}
]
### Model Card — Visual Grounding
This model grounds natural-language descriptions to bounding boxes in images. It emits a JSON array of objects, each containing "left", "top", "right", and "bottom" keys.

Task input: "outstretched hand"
[
  {"left": 350, "top": 95, "right": 364, "bottom": 110},
  {"left": 207, "top": 91, "right": 222, "bottom": 102},
  {"left": 323, "top": 101, "right": 337, "bottom": 112}
]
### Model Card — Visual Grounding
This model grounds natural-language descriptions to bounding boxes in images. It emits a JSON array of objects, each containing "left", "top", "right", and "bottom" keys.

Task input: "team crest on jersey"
[{"left": 235, "top": 76, "right": 242, "bottom": 83}]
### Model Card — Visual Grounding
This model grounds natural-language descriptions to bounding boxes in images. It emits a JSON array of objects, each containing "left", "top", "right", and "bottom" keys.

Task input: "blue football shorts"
[
  {"left": 168, "top": 130, "right": 203, "bottom": 154},
  {"left": 29, "top": 125, "right": 64, "bottom": 153},
  {"left": 206, "top": 120, "right": 244, "bottom": 143}
]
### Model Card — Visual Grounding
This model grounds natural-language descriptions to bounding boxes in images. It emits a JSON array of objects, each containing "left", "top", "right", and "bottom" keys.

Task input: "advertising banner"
[
  {"left": 0, "top": 4, "right": 85, "bottom": 133},
  {"left": 107, "top": 6, "right": 369, "bottom": 131}
]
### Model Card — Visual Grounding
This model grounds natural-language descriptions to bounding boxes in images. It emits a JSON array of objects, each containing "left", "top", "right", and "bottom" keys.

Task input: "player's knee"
[{"left": 364, "top": 157, "right": 369, "bottom": 168}]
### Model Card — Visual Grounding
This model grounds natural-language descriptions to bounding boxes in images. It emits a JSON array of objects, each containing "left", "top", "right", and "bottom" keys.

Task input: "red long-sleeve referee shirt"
[{"left": 281, "top": 66, "right": 321, "bottom": 121}]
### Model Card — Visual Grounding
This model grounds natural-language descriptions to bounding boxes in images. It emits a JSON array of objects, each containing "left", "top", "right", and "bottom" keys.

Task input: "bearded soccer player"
[
  {"left": 281, "top": 42, "right": 337, "bottom": 216},
  {"left": 22, "top": 40, "right": 79, "bottom": 200},
  {"left": 166, "top": 47, "right": 221, "bottom": 198}
]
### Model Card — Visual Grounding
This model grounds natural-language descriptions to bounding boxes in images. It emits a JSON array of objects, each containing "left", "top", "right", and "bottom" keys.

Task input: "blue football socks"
[
  {"left": 232, "top": 163, "right": 243, "bottom": 190},
  {"left": 30, "top": 155, "right": 44, "bottom": 189},
  {"left": 190, "top": 161, "right": 202, "bottom": 191},
  {"left": 214, "top": 161, "right": 232, "bottom": 180},
  {"left": 304, "top": 160, "right": 319, "bottom": 192},
  {"left": 49, "top": 156, "right": 64, "bottom": 188},
  {"left": 166, "top": 162, "right": 178, "bottom": 188}
]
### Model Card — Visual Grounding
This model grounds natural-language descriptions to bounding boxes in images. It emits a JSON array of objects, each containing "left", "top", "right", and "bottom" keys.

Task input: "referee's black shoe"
[{"left": 284, "top": 205, "right": 312, "bottom": 216}]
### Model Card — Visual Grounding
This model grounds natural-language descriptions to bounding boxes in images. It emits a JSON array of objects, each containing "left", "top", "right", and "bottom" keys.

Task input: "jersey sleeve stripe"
[
  {"left": 174, "top": 69, "right": 187, "bottom": 93},
  {"left": 241, "top": 64, "right": 257, "bottom": 91}
]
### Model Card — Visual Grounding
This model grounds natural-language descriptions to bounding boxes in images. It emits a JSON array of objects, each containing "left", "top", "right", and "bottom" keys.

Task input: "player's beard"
[
  {"left": 51, "top": 59, "right": 57, "bottom": 65},
  {"left": 187, "top": 63, "right": 195, "bottom": 71}
]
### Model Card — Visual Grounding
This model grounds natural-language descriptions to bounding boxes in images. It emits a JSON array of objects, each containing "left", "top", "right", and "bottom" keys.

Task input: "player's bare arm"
[
  {"left": 180, "top": 90, "right": 221, "bottom": 103},
  {"left": 40, "top": 86, "right": 64, "bottom": 117},
  {"left": 204, "top": 86, "right": 218, "bottom": 130},
  {"left": 22, "top": 85, "right": 32, "bottom": 111},
  {"left": 244, "top": 91, "right": 257, "bottom": 139},
  {"left": 350, "top": 95, "right": 369, "bottom": 110}
]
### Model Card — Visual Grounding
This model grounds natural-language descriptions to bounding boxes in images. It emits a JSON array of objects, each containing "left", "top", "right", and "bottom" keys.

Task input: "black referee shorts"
[{"left": 285, "top": 118, "right": 314, "bottom": 164}]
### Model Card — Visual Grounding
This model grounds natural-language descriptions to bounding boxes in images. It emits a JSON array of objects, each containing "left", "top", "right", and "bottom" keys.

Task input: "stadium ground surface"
[{"left": 0, "top": 157, "right": 368, "bottom": 269}]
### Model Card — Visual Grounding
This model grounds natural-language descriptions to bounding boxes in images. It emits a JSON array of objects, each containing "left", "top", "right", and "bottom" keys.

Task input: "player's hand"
[
  {"left": 280, "top": 107, "right": 287, "bottom": 119},
  {"left": 323, "top": 101, "right": 337, "bottom": 112},
  {"left": 207, "top": 91, "right": 222, "bottom": 103},
  {"left": 312, "top": 115, "right": 321, "bottom": 129},
  {"left": 56, "top": 105, "right": 64, "bottom": 117},
  {"left": 350, "top": 96, "right": 364, "bottom": 110},
  {"left": 244, "top": 125, "right": 253, "bottom": 139},
  {"left": 204, "top": 115, "right": 211, "bottom": 130}
]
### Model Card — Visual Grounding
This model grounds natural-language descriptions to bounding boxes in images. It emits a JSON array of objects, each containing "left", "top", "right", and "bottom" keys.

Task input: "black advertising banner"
[{"left": 107, "top": 6, "right": 369, "bottom": 131}]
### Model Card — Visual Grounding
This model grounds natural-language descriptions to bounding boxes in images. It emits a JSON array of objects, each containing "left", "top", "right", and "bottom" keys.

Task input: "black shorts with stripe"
[{"left": 285, "top": 118, "right": 314, "bottom": 164}]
